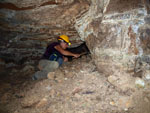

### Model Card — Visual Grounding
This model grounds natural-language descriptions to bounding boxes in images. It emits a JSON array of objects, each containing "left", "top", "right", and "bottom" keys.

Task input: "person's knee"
[
  {"left": 42, "top": 61, "right": 59, "bottom": 72},
  {"left": 52, "top": 61, "right": 59, "bottom": 69},
  {"left": 38, "top": 59, "right": 49, "bottom": 70}
]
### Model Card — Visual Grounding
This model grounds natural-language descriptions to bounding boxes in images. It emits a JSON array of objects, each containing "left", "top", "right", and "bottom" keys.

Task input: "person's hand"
[{"left": 73, "top": 54, "right": 81, "bottom": 58}]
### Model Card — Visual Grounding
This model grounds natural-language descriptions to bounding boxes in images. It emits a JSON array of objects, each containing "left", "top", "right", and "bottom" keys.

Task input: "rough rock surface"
[
  {"left": 74, "top": 0, "right": 150, "bottom": 80},
  {"left": 1, "top": 0, "right": 150, "bottom": 113},
  {"left": 0, "top": 0, "right": 89, "bottom": 64},
  {"left": 0, "top": 56, "right": 150, "bottom": 113},
  {"left": 1, "top": 0, "right": 150, "bottom": 77}
]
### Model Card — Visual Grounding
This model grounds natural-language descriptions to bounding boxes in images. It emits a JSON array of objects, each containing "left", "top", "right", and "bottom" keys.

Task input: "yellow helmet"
[{"left": 58, "top": 35, "right": 71, "bottom": 46}]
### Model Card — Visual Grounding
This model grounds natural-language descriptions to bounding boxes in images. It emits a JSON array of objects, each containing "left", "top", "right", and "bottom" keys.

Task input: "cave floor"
[{"left": 0, "top": 56, "right": 150, "bottom": 113}]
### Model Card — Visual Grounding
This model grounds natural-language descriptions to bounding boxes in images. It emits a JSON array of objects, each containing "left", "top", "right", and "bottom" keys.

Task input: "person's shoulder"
[
  {"left": 52, "top": 42, "right": 59, "bottom": 46},
  {"left": 51, "top": 42, "right": 59, "bottom": 44},
  {"left": 49, "top": 42, "right": 60, "bottom": 49},
  {"left": 48, "top": 42, "right": 59, "bottom": 46}
]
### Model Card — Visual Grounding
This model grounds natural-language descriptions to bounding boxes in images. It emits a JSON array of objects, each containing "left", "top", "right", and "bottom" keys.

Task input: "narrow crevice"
[{"left": 0, "top": 1, "right": 60, "bottom": 11}]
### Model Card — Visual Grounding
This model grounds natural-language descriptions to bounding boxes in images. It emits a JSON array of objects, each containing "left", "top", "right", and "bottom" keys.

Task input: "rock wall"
[
  {"left": 0, "top": 0, "right": 89, "bottom": 64},
  {"left": 75, "top": 0, "right": 150, "bottom": 78}
]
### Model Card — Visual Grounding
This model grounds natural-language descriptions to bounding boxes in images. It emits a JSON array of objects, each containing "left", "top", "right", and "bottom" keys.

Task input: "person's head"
[{"left": 58, "top": 35, "right": 71, "bottom": 49}]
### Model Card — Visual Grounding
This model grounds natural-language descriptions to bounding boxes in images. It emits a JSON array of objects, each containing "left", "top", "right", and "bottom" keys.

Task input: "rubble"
[{"left": 0, "top": 56, "right": 150, "bottom": 113}]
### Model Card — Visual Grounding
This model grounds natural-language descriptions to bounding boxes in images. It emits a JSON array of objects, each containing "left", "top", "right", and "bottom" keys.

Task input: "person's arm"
[{"left": 54, "top": 45, "right": 80, "bottom": 58}]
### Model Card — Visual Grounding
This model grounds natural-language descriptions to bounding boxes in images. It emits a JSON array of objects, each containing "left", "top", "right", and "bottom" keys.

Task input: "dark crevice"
[
  {"left": 0, "top": 1, "right": 60, "bottom": 11},
  {"left": 0, "top": 3, "right": 35, "bottom": 11}
]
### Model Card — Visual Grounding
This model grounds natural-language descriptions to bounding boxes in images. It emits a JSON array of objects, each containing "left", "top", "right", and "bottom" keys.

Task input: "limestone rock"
[
  {"left": 135, "top": 77, "right": 145, "bottom": 88},
  {"left": 107, "top": 75, "right": 118, "bottom": 85},
  {"left": 72, "top": 88, "right": 82, "bottom": 95},
  {"left": 21, "top": 65, "right": 34, "bottom": 72},
  {"left": 117, "top": 97, "right": 132, "bottom": 110},
  {"left": 143, "top": 70, "right": 150, "bottom": 80},
  {"left": 47, "top": 72, "right": 55, "bottom": 80},
  {"left": 36, "top": 98, "right": 48, "bottom": 108}
]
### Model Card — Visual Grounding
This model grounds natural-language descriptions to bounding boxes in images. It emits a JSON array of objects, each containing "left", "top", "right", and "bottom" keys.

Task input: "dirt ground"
[{"left": 0, "top": 56, "right": 150, "bottom": 113}]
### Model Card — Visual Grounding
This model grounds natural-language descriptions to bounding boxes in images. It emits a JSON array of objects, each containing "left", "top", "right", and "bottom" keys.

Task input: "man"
[{"left": 32, "top": 35, "right": 80, "bottom": 80}]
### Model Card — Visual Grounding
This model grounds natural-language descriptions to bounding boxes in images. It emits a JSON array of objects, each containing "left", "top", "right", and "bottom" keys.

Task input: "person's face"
[{"left": 60, "top": 42, "right": 68, "bottom": 49}]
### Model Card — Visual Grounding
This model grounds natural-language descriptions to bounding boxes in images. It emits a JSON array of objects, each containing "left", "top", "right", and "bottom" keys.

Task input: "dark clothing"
[{"left": 42, "top": 42, "right": 63, "bottom": 60}]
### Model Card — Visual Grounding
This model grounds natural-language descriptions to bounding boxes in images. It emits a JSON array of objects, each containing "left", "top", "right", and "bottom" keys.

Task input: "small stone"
[
  {"left": 21, "top": 99, "right": 38, "bottom": 108},
  {"left": 125, "top": 100, "right": 131, "bottom": 108},
  {"left": 108, "top": 75, "right": 118, "bottom": 85},
  {"left": 117, "top": 97, "right": 132, "bottom": 109},
  {"left": 55, "top": 78, "right": 63, "bottom": 83},
  {"left": 135, "top": 78, "right": 145, "bottom": 88},
  {"left": 50, "top": 89, "right": 55, "bottom": 98},
  {"left": 145, "top": 74, "right": 150, "bottom": 80},
  {"left": 124, "top": 108, "right": 128, "bottom": 111},
  {"left": 110, "top": 101, "right": 115, "bottom": 106},
  {"left": 36, "top": 98, "right": 48, "bottom": 108},
  {"left": 74, "top": 93, "right": 81, "bottom": 98},
  {"left": 72, "top": 88, "right": 82, "bottom": 95},
  {"left": 46, "top": 86, "right": 51, "bottom": 91},
  {"left": 47, "top": 72, "right": 55, "bottom": 80},
  {"left": 64, "top": 78, "right": 68, "bottom": 80},
  {"left": 65, "top": 72, "right": 74, "bottom": 78},
  {"left": 21, "top": 65, "right": 34, "bottom": 72}
]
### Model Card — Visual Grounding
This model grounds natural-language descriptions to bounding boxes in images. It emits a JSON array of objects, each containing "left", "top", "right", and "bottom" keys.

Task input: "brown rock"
[
  {"left": 72, "top": 88, "right": 82, "bottom": 95},
  {"left": 0, "top": 58, "right": 5, "bottom": 65},
  {"left": 36, "top": 98, "right": 48, "bottom": 108},
  {"left": 47, "top": 72, "right": 55, "bottom": 80}
]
